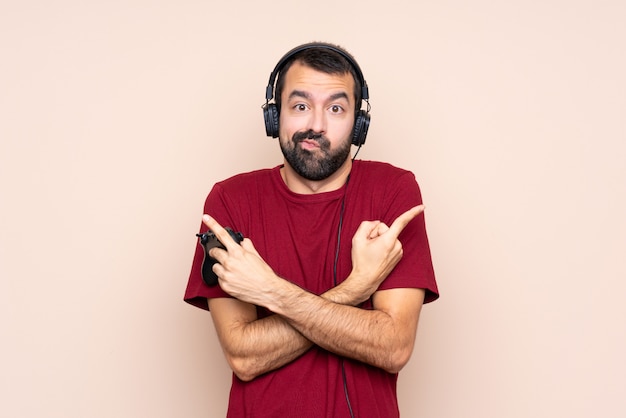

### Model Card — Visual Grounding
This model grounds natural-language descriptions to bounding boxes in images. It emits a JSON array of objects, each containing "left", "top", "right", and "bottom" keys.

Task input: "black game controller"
[{"left": 196, "top": 228, "right": 244, "bottom": 286}]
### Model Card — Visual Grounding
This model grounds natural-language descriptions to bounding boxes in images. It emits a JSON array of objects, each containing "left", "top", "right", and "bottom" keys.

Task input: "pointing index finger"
[
  {"left": 388, "top": 205, "right": 425, "bottom": 238},
  {"left": 202, "top": 215, "right": 237, "bottom": 250}
]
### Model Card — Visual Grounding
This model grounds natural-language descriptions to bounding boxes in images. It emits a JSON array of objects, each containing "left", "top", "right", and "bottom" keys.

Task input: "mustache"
[{"left": 292, "top": 130, "right": 327, "bottom": 144}]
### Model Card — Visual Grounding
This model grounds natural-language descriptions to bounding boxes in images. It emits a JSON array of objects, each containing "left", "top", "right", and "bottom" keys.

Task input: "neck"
[{"left": 281, "top": 158, "right": 353, "bottom": 194}]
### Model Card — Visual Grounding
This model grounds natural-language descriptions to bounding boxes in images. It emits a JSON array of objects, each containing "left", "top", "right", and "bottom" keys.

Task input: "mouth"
[{"left": 299, "top": 139, "right": 321, "bottom": 150}]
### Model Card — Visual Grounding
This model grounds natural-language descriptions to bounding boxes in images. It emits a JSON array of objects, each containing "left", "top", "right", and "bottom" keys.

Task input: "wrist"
[
  {"left": 323, "top": 273, "right": 373, "bottom": 306},
  {"left": 264, "top": 276, "right": 307, "bottom": 315}
]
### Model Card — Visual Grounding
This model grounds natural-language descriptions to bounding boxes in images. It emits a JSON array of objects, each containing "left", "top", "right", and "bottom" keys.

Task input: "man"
[{"left": 184, "top": 42, "right": 439, "bottom": 418}]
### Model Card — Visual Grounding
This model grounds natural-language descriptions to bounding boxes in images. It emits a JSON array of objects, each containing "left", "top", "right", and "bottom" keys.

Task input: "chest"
[{"left": 247, "top": 196, "right": 348, "bottom": 294}]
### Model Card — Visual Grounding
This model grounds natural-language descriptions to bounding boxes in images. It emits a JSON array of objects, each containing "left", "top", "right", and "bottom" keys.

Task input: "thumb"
[{"left": 353, "top": 220, "right": 382, "bottom": 241}]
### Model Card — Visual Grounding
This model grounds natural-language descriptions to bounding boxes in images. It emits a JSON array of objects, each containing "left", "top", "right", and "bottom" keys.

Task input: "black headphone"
[{"left": 263, "top": 42, "right": 371, "bottom": 147}]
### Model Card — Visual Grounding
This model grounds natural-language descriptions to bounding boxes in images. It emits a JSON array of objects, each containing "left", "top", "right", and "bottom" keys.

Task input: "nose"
[{"left": 307, "top": 107, "right": 327, "bottom": 134}]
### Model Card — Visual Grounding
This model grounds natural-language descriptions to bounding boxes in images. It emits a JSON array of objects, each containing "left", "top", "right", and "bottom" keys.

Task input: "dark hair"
[{"left": 274, "top": 44, "right": 363, "bottom": 114}]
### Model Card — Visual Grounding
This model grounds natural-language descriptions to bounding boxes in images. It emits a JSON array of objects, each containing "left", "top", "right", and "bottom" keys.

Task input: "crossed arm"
[{"left": 206, "top": 206, "right": 426, "bottom": 382}]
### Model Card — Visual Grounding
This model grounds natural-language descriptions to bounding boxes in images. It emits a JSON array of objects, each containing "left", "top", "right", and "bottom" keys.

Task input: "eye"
[
  {"left": 329, "top": 105, "right": 344, "bottom": 114},
  {"left": 294, "top": 103, "right": 308, "bottom": 112}
]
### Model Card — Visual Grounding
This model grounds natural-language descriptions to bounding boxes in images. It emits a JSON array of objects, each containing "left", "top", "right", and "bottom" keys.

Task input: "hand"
[
  {"left": 345, "top": 205, "right": 425, "bottom": 301},
  {"left": 202, "top": 215, "right": 281, "bottom": 306}
]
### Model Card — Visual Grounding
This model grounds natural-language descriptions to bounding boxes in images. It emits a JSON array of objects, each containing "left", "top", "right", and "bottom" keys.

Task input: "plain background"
[{"left": 1, "top": 0, "right": 625, "bottom": 417}]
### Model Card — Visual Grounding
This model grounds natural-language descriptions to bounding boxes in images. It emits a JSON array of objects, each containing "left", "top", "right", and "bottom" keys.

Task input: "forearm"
[
  {"left": 225, "top": 313, "right": 313, "bottom": 381},
  {"left": 268, "top": 282, "right": 420, "bottom": 373},
  {"left": 210, "top": 282, "right": 369, "bottom": 381}
]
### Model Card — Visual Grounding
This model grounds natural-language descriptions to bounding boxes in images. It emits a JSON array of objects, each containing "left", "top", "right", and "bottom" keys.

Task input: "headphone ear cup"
[
  {"left": 352, "top": 110, "right": 370, "bottom": 146},
  {"left": 263, "top": 104, "right": 280, "bottom": 138}
]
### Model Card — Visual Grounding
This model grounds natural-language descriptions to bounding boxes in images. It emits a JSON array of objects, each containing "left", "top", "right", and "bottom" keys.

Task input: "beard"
[{"left": 280, "top": 129, "right": 352, "bottom": 181}]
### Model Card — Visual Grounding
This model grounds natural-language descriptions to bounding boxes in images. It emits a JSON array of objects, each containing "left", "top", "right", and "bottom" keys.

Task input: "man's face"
[{"left": 278, "top": 61, "right": 356, "bottom": 181}]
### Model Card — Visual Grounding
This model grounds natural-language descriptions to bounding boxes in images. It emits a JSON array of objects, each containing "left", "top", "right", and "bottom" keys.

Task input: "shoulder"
[
  {"left": 352, "top": 160, "right": 417, "bottom": 186},
  {"left": 348, "top": 160, "right": 424, "bottom": 215}
]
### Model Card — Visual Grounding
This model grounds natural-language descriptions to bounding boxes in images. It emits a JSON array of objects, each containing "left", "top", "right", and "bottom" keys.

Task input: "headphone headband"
[{"left": 265, "top": 42, "right": 369, "bottom": 103}]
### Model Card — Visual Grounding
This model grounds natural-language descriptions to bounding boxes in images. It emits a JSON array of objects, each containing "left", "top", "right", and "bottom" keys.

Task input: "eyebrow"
[
  {"left": 329, "top": 92, "right": 350, "bottom": 102},
  {"left": 288, "top": 90, "right": 350, "bottom": 102},
  {"left": 288, "top": 90, "right": 311, "bottom": 101}
]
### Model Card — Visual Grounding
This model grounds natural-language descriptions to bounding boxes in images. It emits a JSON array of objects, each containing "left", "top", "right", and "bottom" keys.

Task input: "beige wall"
[{"left": 1, "top": 1, "right": 625, "bottom": 417}]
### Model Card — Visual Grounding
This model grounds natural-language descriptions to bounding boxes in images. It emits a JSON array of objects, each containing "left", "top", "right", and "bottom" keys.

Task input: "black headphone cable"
[{"left": 333, "top": 174, "right": 356, "bottom": 418}]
